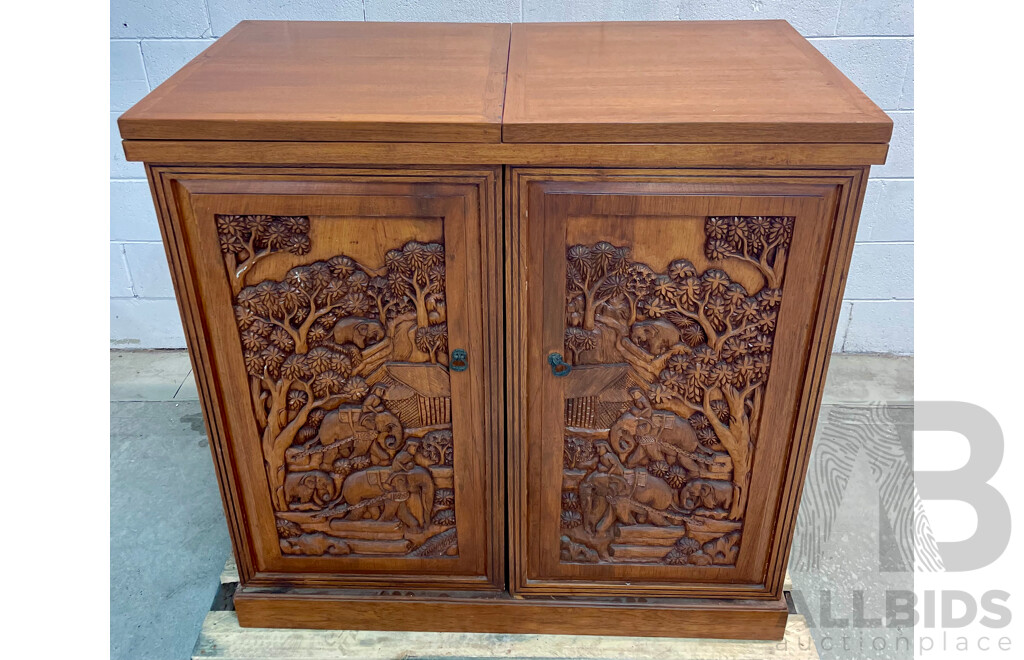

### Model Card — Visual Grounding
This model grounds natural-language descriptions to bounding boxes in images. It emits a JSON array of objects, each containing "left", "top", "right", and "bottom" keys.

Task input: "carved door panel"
[
  {"left": 155, "top": 168, "right": 503, "bottom": 590},
  {"left": 509, "top": 169, "right": 851, "bottom": 599}
]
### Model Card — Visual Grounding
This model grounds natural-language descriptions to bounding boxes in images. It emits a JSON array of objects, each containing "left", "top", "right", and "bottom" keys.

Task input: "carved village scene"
[
  {"left": 558, "top": 216, "right": 793, "bottom": 567},
  {"left": 217, "top": 214, "right": 458, "bottom": 559}
]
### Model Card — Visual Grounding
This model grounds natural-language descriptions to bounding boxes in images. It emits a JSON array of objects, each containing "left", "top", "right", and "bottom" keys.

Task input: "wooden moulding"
[
  {"left": 122, "top": 140, "right": 888, "bottom": 167},
  {"left": 233, "top": 588, "right": 790, "bottom": 640}
]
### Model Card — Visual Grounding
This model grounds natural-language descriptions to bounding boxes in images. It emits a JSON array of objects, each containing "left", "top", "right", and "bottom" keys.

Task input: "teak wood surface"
[
  {"left": 120, "top": 19, "right": 888, "bottom": 640},
  {"left": 503, "top": 21, "right": 892, "bottom": 144},
  {"left": 118, "top": 22, "right": 510, "bottom": 143}
]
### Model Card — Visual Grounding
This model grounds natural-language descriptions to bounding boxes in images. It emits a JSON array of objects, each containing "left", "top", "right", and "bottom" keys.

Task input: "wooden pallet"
[{"left": 192, "top": 557, "right": 818, "bottom": 660}]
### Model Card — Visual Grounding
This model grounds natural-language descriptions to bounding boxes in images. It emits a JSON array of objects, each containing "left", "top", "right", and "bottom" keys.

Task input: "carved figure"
[
  {"left": 579, "top": 469, "right": 683, "bottom": 533},
  {"left": 629, "top": 318, "right": 681, "bottom": 355},
  {"left": 283, "top": 470, "right": 335, "bottom": 510},
  {"left": 609, "top": 410, "right": 704, "bottom": 471},
  {"left": 331, "top": 316, "right": 384, "bottom": 349},
  {"left": 340, "top": 466, "right": 433, "bottom": 531},
  {"left": 680, "top": 478, "right": 734, "bottom": 511},
  {"left": 356, "top": 386, "right": 405, "bottom": 463}
]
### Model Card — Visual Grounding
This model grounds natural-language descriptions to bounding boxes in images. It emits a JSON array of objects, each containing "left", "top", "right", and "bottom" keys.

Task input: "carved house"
[{"left": 368, "top": 363, "right": 452, "bottom": 429}]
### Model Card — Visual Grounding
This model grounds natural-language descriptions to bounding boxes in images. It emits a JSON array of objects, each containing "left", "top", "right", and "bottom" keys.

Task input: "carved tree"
[
  {"left": 564, "top": 327, "right": 597, "bottom": 364},
  {"left": 235, "top": 258, "right": 376, "bottom": 510},
  {"left": 645, "top": 269, "right": 779, "bottom": 519},
  {"left": 562, "top": 216, "right": 793, "bottom": 523},
  {"left": 704, "top": 216, "right": 793, "bottom": 289},
  {"left": 415, "top": 323, "right": 449, "bottom": 364},
  {"left": 216, "top": 215, "right": 312, "bottom": 294},
  {"left": 566, "top": 242, "right": 632, "bottom": 331},
  {"left": 385, "top": 242, "right": 446, "bottom": 329}
]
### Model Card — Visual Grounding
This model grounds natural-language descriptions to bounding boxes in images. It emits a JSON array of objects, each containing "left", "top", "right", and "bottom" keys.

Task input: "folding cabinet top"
[
  {"left": 118, "top": 20, "right": 891, "bottom": 147},
  {"left": 117, "top": 21, "right": 511, "bottom": 143}
]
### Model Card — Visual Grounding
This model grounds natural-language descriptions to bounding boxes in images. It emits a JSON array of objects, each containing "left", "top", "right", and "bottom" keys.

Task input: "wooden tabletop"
[
  {"left": 117, "top": 21, "right": 511, "bottom": 143},
  {"left": 119, "top": 20, "right": 891, "bottom": 146},
  {"left": 503, "top": 21, "right": 892, "bottom": 144}
]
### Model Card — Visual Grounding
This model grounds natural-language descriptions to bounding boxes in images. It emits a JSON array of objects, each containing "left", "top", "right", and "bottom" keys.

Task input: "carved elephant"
[
  {"left": 283, "top": 470, "right": 335, "bottom": 510},
  {"left": 610, "top": 410, "right": 703, "bottom": 472},
  {"left": 290, "top": 407, "right": 404, "bottom": 470},
  {"left": 331, "top": 316, "right": 384, "bottom": 349},
  {"left": 679, "top": 478, "right": 734, "bottom": 512},
  {"left": 629, "top": 318, "right": 681, "bottom": 355},
  {"left": 579, "top": 470, "right": 682, "bottom": 533},
  {"left": 340, "top": 465, "right": 434, "bottom": 531}
]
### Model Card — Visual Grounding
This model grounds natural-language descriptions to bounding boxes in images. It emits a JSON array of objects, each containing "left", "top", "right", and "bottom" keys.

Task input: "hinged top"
[
  {"left": 119, "top": 20, "right": 892, "bottom": 149},
  {"left": 503, "top": 21, "right": 892, "bottom": 144},
  {"left": 117, "top": 21, "right": 511, "bottom": 143}
]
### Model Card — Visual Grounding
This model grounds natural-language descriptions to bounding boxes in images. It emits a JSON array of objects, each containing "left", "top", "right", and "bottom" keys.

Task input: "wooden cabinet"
[
  {"left": 120, "top": 20, "right": 891, "bottom": 640},
  {"left": 155, "top": 169, "right": 505, "bottom": 590}
]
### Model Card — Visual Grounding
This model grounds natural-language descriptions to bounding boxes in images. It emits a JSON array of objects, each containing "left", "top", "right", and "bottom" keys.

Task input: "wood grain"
[
  {"left": 148, "top": 166, "right": 505, "bottom": 592},
  {"left": 122, "top": 140, "right": 889, "bottom": 167},
  {"left": 197, "top": 609, "right": 818, "bottom": 658},
  {"left": 504, "top": 21, "right": 892, "bottom": 144},
  {"left": 506, "top": 168, "right": 867, "bottom": 600},
  {"left": 119, "top": 22, "right": 510, "bottom": 143},
  {"left": 124, "top": 19, "right": 887, "bottom": 639},
  {"left": 234, "top": 587, "right": 790, "bottom": 639}
]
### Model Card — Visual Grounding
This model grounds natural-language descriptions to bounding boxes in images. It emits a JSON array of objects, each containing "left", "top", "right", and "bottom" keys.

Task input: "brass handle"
[
  {"left": 450, "top": 348, "right": 468, "bottom": 372},
  {"left": 548, "top": 352, "right": 571, "bottom": 377}
]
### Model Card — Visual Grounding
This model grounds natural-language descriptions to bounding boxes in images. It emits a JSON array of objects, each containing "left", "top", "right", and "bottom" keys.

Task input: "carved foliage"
[
  {"left": 217, "top": 216, "right": 456, "bottom": 559},
  {"left": 559, "top": 216, "right": 793, "bottom": 567}
]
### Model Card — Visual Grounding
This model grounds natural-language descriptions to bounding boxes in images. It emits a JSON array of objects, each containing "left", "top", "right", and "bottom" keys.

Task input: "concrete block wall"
[{"left": 111, "top": 0, "right": 913, "bottom": 353}]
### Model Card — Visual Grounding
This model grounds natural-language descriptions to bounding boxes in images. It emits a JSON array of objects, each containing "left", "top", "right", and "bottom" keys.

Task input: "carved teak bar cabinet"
[{"left": 119, "top": 20, "right": 891, "bottom": 640}]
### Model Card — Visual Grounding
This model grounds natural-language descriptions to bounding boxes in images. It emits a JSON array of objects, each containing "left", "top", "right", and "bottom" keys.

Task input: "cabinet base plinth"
[{"left": 234, "top": 587, "right": 789, "bottom": 639}]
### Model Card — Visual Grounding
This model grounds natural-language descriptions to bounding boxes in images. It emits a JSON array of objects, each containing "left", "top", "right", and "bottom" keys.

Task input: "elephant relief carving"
[
  {"left": 283, "top": 470, "right": 335, "bottom": 510},
  {"left": 629, "top": 318, "right": 681, "bottom": 355},
  {"left": 340, "top": 465, "right": 435, "bottom": 532},
  {"left": 680, "top": 478, "right": 734, "bottom": 513},
  {"left": 609, "top": 409, "right": 708, "bottom": 472},
  {"left": 579, "top": 470, "right": 685, "bottom": 535},
  {"left": 331, "top": 316, "right": 385, "bottom": 348}
]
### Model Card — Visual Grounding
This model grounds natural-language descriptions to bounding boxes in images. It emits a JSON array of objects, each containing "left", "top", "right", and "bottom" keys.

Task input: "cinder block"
[
  {"left": 843, "top": 301, "right": 913, "bottom": 354},
  {"left": 111, "top": 112, "right": 144, "bottom": 178},
  {"left": 899, "top": 47, "right": 913, "bottom": 109},
  {"left": 111, "top": 0, "right": 210, "bottom": 38},
  {"left": 856, "top": 180, "right": 913, "bottom": 243},
  {"left": 111, "top": 245, "right": 134, "bottom": 297},
  {"left": 124, "top": 243, "right": 176, "bottom": 298},
  {"left": 679, "top": 0, "right": 843, "bottom": 37},
  {"left": 210, "top": 0, "right": 363, "bottom": 37},
  {"left": 835, "top": 0, "right": 913, "bottom": 36},
  {"left": 810, "top": 37, "right": 912, "bottom": 110},
  {"left": 111, "top": 40, "right": 149, "bottom": 111},
  {"left": 523, "top": 0, "right": 677, "bottom": 21},
  {"left": 364, "top": 0, "right": 520, "bottom": 22},
  {"left": 845, "top": 243, "right": 913, "bottom": 301},
  {"left": 141, "top": 39, "right": 215, "bottom": 88},
  {"left": 872, "top": 111, "right": 913, "bottom": 178},
  {"left": 832, "top": 301, "right": 852, "bottom": 352},
  {"left": 111, "top": 181, "right": 161, "bottom": 241},
  {"left": 111, "top": 298, "right": 187, "bottom": 349}
]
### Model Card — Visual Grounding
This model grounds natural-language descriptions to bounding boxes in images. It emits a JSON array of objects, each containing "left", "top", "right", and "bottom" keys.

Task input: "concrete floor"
[{"left": 110, "top": 350, "right": 913, "bottom": 660}]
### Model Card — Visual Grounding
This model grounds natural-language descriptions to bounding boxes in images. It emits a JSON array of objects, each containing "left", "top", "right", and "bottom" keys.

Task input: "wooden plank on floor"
[{"left": 192, "top": 610, "right": 818, "bottom": 659}]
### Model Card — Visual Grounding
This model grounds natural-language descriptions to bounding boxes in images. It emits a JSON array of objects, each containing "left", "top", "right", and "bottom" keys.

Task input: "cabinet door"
[
  {"left": 151, "top": 168, "right": 503, "bottom": 591},
  {"left": 508, "top": 168, "right": 863, "bottom": 598}
]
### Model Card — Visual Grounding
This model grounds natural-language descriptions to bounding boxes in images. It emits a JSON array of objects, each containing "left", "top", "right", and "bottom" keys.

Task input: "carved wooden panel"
[
  {"left": 217, "top": 214, "right": 459, "bottom": 559},
  {"left": 558, "top": 217, "right": 793, "bottom": 567}
]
